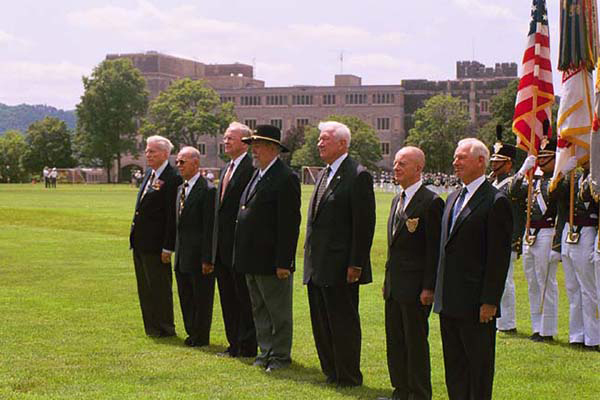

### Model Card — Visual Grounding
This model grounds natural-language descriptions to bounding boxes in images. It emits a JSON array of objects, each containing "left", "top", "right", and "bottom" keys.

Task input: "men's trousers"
[
  {"left": 521, "top": 228, "right": 558, "bottom": 336},
  {"left": 496, "top": 251, "right": 517, "bottom": 331},
  {"left": 245, "top": 273, "right": 293, "bottom": 364},
  {"left": 175, "top": 269, "right": 215, "bottom": 345},
  {"left": 215, "top": 261, "right": 257, "bottom": 356},
  {"left": 385, "top": 298, "right": 432, "bottom": 400},
  {"left": 132, "top": 250, "right": 174, "bottom": 337},
  {"left": 307, "top": 281, "right": 363, "bottom": 387},
  {"left": 562, "top": 224, "right": 599, "bottom": 346},
  {"left": 440, "top": 314, "right": 496, "bottom": 400}
]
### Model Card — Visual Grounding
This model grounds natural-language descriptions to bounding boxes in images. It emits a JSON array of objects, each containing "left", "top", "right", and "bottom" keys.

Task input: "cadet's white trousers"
[
  {"left": 522, "top": 228, "right": 558, "bottom": 336},
  {"left": 562, "top": 224, "right": 599, "bottom": 346},
  {"left": 497, "top": 252, "right": 517, "bottom": 331}
]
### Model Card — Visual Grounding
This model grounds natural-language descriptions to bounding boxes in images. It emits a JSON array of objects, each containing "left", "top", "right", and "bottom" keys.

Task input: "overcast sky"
[{"left": 0, "top": 0, "right": 564, "bottom": 110}]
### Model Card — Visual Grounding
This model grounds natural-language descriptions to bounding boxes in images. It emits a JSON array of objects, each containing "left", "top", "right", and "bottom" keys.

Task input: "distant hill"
[{"left": 0, "top": 103, "right": 77, "bottom": 134}]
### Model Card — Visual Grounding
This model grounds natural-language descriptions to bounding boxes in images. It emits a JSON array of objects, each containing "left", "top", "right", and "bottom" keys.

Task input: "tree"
[
  {"left": 405, "top": 95, "right": 470, "bottom": 173},
  {"left": 292, "top": 115, "right": 382, "bottom": 170},
  {"left": 141, "top": 78, "right": 235, "bottom": 150},
  {"left": 0, "top": 130, "right": 28, "bottom": 182},
  {"left": 76, "top": 58, "right": 149, "bottom": 183},
  {"left": 21, "top": 117, "right": 76, "bottom": 174},
  {"left": 280, "top": 125, "right": 306, "bottom": 166}
]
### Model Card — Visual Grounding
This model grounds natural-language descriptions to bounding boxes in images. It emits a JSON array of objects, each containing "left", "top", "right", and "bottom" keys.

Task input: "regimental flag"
[
  {"left": 591, "top": 57, "right": 600, "bottom": 195},
  {"left": 550, "top": 0, "right": 599, "bottom": 191},
  {"left": 513, "top": 0, "right": 554, "bottom": 155}
]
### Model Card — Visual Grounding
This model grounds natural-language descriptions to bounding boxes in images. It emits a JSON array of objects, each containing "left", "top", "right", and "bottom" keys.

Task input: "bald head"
[{"left": 393, "top": 146, "right": 425, "bottom": 189}]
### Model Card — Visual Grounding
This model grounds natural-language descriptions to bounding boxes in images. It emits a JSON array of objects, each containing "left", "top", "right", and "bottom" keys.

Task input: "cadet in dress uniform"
[
  {"left": 488, "top": 126, "right": 526, "bottom": 334},
  {"left": 554, "top": 158, "right": 599, "bottom": 350},
  {"left": 509, "top": 137, "right": 559, "bottom": 342}
]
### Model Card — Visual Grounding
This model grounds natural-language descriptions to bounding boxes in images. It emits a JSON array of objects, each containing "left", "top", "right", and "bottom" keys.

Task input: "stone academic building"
[{"left": 108, "top": 52, "right": 517, "bottom": 172}]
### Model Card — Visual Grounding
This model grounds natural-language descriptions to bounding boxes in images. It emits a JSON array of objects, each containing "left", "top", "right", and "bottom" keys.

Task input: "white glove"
[
  {"left": 518, "top": 155, "right": 537, "bottom": 175},
  {"left": 549, "top": 251, "right": 561, "bottom": 264},
  {"left": 560, "top": 156, "right": 578, "bottom": 175}
]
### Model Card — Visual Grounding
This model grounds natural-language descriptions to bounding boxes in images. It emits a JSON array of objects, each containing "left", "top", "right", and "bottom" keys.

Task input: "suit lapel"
[
  {"left": 313, "top": 158, "right": 347, "bottom": 221},
  {"left": 308, "top": 168, "right": 326, "bottom": 222},
  {"left": 220, "top": 153, "right": 250, "bottom": 208},
  {"left": 447, "top": 181, "right": 489, "bottom": 242},
  {"left": 441, "top": 190, "right": 459, "bottom": 245},
  {"left": 388, "top": 195, "right": 399, "bottom": 246},
  {"left": 182, "top": 178, "right": 204, "bottom": 217},
  {"left": 391, "top": 185, "right": 426, "bottom": 243},
  {"left": 136, "top": 169, "right": 152, "bottom": 208}
]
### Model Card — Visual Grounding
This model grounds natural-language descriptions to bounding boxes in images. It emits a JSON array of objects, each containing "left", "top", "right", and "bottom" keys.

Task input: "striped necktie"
[
  {"left": 220, "top": 162, "right": 234, "bottom": 201},
  {"left": 141, "top": 171, "right": 155, "bottom": 199},
  {"left": 392, "top": 191, "right": 406, "bottom": 235},
  {"left": 179, "top": 181, "right": 189, "bottom": 216},
  {"left": 313, "top": 166, "right": 331, "bottom": 215}
]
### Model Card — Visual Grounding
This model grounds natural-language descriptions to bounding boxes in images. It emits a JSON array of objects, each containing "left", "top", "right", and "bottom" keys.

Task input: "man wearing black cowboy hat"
[
  {"left": 509, "top": 130, "right": 559, "bottom": 343},
  {"left": 488, "top": 126, "right": 526, "bottom": 334},
  {"left": 233, "top": 124, "right": 301, "bottom": 371}
]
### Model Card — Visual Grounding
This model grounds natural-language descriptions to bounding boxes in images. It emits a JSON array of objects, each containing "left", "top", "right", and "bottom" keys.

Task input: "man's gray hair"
[
  {"left": 226, "top": 121, "right": 252, "bottom": 137},
  {"left": 457, "top": 137, "right": 490, "bottom": 167},
  {"left": 180, "top": 146, "right": 200, "bottom": 160},
  {"left": 318, "top": 121, "right": 351, "bottom": 147},
  {"left": 147, "top": 135, "right": 174, "bottom": 154}
]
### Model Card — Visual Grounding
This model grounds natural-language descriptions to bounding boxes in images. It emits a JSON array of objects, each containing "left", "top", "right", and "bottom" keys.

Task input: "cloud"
[
  {"left": 0, "top": 61, "right": 89, "bottom": 109},
  {"left": 451, "top": 0, "right": 515, "bottom": 20},
  {"left": 0, "top": 30, "right": 31, "bottom": 47},
  {"left": 347, "top": 53, "right": 443, "bottom": 78}
]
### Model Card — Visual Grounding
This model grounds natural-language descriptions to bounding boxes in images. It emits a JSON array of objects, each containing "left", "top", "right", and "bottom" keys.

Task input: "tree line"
[{"left": 1, "top": 57, "right": 523, "bottom": 183}]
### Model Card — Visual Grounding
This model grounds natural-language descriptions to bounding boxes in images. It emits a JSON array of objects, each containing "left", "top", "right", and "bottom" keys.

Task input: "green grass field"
[{"left": 0, "top": 184, "right": 598, "bottom": 399}]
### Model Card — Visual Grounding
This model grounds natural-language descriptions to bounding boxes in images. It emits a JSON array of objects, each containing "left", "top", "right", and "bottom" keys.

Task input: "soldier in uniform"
[
  {"left": 554, "top": 157, "right": 599, "bottom": 350},
  {"left": 509, "top": 137, "right": 559, "bottom": 342},
  {"left": 488, "top": 126, "right": 525, "bottom": 334}
]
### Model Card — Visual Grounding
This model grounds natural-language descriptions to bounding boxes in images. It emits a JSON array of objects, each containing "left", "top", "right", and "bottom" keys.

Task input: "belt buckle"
[
  {"left": 566, "top": 231, "right": 580, "bottom": 244},
  {"left": 525, "top": 234, "right": 537, "bottom": 246}
]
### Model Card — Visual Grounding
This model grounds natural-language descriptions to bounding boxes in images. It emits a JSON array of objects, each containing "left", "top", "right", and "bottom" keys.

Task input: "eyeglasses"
[{"left": 175, "top": 159, "right": 186, "bottom": 165}]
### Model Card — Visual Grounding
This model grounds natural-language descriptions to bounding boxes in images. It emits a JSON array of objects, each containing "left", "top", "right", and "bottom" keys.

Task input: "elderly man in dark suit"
[
  {"left": 433, "top": 138, "right": 512, "bottom": 400},
  {"left": 233, "top": 125, "right": 301, "bottom": 372},
  {"left": 213, "top": 122, "right": 257, "bottom": 358},
  {"left": 303, "top": 121, "right": 376, "bottom": 387},
  {"left": 381, "top": 146, "right": 444, "bottom": 400},
  {"left": 174, "top": 146, "right": 216, "bottom": 347},
  {"left": 130, "top": 135, "right": 182, "bottom": 338}
]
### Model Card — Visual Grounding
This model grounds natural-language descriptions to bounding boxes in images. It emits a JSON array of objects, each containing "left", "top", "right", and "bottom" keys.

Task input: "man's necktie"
[
  {"left": 220, "top": 162, "right": 234, "bottom": 201},
  {"left": 313, "top": 166, "right": 331, "bottom": 215},
  {"left": 247, "top": 172, "right": 261, "bottom": 198},
  {"left": 179, "top": 181, "right": 189, "bottom": 216},
  {"left": 141, "top": 171, "right": 155, "bottom": 199},
  {"left": 450, "top": 187, "right": 468, "bottom": 232},
  {"left": 392, "top": 191, "right": 406, "bottom": 235}
]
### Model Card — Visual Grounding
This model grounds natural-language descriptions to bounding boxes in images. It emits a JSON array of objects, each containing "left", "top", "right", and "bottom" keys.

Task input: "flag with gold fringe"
[
  {"left": 550, "top": 0, "right": 599, "bottom": 191},
  {"left": 513, "top": 0, "right": 555, "bottom": 155}
]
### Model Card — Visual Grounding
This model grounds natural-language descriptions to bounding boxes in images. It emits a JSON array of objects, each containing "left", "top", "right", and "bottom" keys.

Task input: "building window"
[
  {"left": 345, "top": 93, "right": 367, "bottom": 105},
  {"left": 376, "top": 117, "right": 391, "bottom": 131},
  {"left": 460, "top": 100, "right": 469, "bottom": 112},
  {"left": 381, "top": 142, "right": 390, "bottom": 156},
  {"left": 270, "top": 119, "right": 283, "bottom": 130},
  {"left": 323, "top": 94, "right": 336, "bottom": 105},
  {"left": 198, "top": 143, "right": 206, "bottom": 156},
  {"left": 480, "top": 99, "right": 489, "bottom": 114},
  {"left": 373, "top": 93, "right": 395, "bottom": 104},
  {"left": 220, "top": 96, "right": 236, "bottom": 104},
  {"left": 240, "top": 96, "right": 261, "bottom": 106},
  {"left": 292, "top": 95, "right": 313, "bottom": 105},
  {"left": 266, "top": 95, "right": 288, "bottom": 106},
  {"left": 296, "top": 118, "right": 309, "bottom": 128},
  {"left": 244, "top": 119, "right": 257, "bottom": 130},
  {"left": 218, "top": 143, "right": 225, "bottom": 155}
]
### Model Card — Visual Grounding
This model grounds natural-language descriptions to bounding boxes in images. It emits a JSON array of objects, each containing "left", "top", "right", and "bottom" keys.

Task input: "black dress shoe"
[
  {"left": 184, "top": 337, "right": 207, "bottom": 347},
  {"left": 584, "top": 345, "right": 599, "bottom": 351},
  {"left": 499, "top": 328, "right": 517, "bottom": 334},
  {"left": 325, "top": 376, "right": 337, "bottom": 384},
  {"left": 265, "top": 360, "right": 290, "bottom": 372},
  {"left": 540, "top": 335, "right": 554, "bottom": 342},
  {"left": 238, "top": 350, "right": 257, "bottom": 358},
  {"left": 216, "top": 349, "right": 237, "bottom": 357},
  {"left": 570, "top": 342, "right": 585, "bottom": 349},
  {"left": 529, "top": 332, "right": 543, "bottom": 342},
  {"left": 252, "top": 357, "right": 268, "bottom": 368}
]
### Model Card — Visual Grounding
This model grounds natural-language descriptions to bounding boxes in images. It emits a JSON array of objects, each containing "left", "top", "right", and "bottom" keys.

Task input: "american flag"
[{"left": 512, "top": 0, "right": 554, "bottom": 154}]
